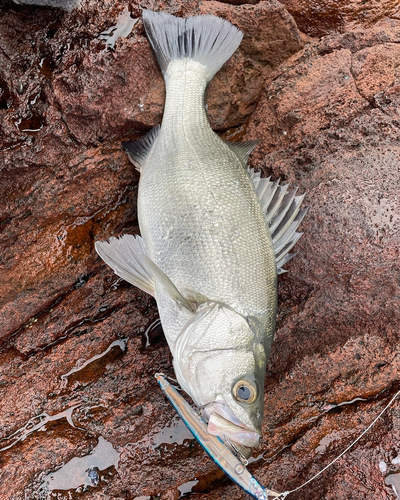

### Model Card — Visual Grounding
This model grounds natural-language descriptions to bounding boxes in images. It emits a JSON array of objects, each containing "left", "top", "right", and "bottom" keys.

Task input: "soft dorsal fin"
[
  {"left": 248, "top": 168, "right": 308, "bottom": 274},
  {"left": 122, "top": 125, "right": 160, "bottom": 172},
  {"left": 224, "top": 140, "right": 259, "bottom": 166},
  {"left": 95, "top": 234, "right": 195, "bottom": 312}
]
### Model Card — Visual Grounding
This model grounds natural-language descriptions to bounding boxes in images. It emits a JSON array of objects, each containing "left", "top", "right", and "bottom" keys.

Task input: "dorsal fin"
[
  {"left": 224, "top": 140, "right": 259, "bottom": 166},
  {"left": 248, "top": 168, "right": 308, "bottom": 274},
  {"left": 122, "top": 125, "right": 160, "bottom": 172}
]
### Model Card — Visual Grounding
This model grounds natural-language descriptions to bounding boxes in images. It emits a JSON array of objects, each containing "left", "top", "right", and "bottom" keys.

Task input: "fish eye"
[{"left": 232, "top": 379, "right": 257, "bottom": 404}]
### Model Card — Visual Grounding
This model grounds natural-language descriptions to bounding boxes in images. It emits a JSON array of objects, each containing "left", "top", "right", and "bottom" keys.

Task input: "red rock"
[
  {"left": 243, "top": 18, "right": 400, "bottom": 499},
  {"left": 0, "top": 1, "right": 399, "bottom": 500},
  {"left": 198, "top": 0, "right": 303, "bottom": 128},
  {"left": 279, "top": 0, "right": 400, "bottom": 37},
  {"left": 51, "top": 0, "right": 302, "bottom": 142}
]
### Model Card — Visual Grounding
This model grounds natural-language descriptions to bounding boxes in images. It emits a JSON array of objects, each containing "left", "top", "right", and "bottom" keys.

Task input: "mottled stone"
[
  {"left": 198, "top": 0, "right": 303, "bottom": 128},
  {"left": 279, "top": 0, "right": 400, "bottom": 37},
  {"left": 0, "top": 1, "right": 399, "bottom": 500},
  {"left": 243, "top": 19, "right": 400, "bottom": 499}
]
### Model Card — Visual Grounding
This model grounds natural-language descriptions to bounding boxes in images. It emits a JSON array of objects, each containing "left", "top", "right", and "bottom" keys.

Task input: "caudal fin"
[{"left": 142, "top": 9, "right": 242, "bottom": 82}]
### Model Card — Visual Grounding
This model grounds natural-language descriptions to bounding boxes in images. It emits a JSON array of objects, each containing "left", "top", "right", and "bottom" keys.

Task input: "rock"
[
  {"left": 0, "top": 1, "right": 399, "bottom": 500},
  {"left": 12, "top": 0, "right": 80, "bottom": 10},
  {"left": 50, "top": 0, "right": 303, "bottom": 143},
  {"left": 198, "top": 0, "right": 303, "bottom": 128},
  {"left": 243, "top": 17, "right": 400, "bottom": 499},
  {"left": 0, "top": 0, "right": 302, "bottom": 334},
  {"left": 279, "top": 0, "right": 400, "bottom": 37}
]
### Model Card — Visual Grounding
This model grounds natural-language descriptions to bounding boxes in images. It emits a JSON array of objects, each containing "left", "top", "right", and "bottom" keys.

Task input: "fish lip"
[{"left": 202, "top": 402, "right": 261, "bottom": 450}]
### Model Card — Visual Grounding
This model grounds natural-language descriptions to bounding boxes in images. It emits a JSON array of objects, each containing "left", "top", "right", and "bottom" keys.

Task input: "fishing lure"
[{"left": 156, "top": 374, "right": 283, "bottom": 500}]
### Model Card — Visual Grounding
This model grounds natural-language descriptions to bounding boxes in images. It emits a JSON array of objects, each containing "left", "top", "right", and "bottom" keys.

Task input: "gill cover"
[{"left": 172, "top": 302, "right": 266, "bottom": 439}]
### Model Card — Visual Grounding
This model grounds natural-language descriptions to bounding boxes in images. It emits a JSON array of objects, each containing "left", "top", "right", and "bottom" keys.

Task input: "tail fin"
[{"left": 142, "top": 9, "right": 243, "bottom": 82}]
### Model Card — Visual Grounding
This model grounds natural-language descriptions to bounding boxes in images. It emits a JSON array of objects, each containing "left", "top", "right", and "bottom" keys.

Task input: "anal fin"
[{"left": 122, "top": 125, "right": 160, "bottom": 172}]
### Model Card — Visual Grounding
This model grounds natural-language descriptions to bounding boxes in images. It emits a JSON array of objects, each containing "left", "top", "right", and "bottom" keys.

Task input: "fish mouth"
[{"left": 202, "top": 403, "right": 260, "bottom": 457}]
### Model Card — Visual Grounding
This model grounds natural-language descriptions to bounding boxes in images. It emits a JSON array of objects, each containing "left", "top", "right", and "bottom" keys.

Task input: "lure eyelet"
[{"left": 232, "top": 379, "right": 257, "bottom": 404}]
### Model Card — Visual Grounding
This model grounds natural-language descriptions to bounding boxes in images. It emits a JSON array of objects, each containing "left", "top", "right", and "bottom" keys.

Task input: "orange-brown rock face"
[
  {"left": 280, "top": 0, "right": 400, "bottom": 37},
  {"left": 243, "top": 17, "right": 400, "bottom": 499},
  {"left": 0, "top": 1, "right": 399, "bottom": 499}
]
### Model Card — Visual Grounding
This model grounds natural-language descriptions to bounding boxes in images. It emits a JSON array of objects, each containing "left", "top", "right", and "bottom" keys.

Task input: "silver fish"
[{"left": 96, "top": 9, "right": 306, "bottom": 458}]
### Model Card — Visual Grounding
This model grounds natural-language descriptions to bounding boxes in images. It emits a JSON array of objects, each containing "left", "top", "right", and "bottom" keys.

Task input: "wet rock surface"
[
  {"left": 279, "top": 0, "right": 400, "bottom": 37},
  {"left": 244, "top": 16, "right": 400, "bottom": 500},
  {"left": 0, "top": 1, "right": 399, "bottom": 500}
]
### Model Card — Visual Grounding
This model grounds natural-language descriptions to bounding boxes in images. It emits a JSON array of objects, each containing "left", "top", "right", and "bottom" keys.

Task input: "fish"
[{"left": 95, "top": 9, "right": 306, "bottom": 461}]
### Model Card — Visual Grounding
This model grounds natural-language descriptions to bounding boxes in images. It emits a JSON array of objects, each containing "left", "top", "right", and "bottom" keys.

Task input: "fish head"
[{"left": 173, "top": 302, "right": 267, "bottom": 456}]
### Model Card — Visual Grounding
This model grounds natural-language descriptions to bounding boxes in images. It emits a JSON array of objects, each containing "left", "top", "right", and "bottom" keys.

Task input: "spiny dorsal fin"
[
  {"left": 225, "top": 140, "right": 260, "bottom": 167},
  {"left": 248, "top": 167, "right": 308, "bottom": 274},
  {"left": 122, "top": 125, "right": 160, "bottom": 172},
  {"left": 95, "top": 234, "right": 195, "bottom": 312}
]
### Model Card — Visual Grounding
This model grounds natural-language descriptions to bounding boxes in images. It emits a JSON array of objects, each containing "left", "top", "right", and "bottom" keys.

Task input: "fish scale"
[{"left": 139, "top": 59, "right": 277, "bottom": 347}]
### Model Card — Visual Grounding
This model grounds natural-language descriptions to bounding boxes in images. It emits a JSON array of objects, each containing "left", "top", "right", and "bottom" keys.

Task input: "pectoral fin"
[
  {"left": 248, "top": 168, "right": 308, "bottom": 274},
  {"left": 95, "top": 234, "right": 195, "bottom": 311}
]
